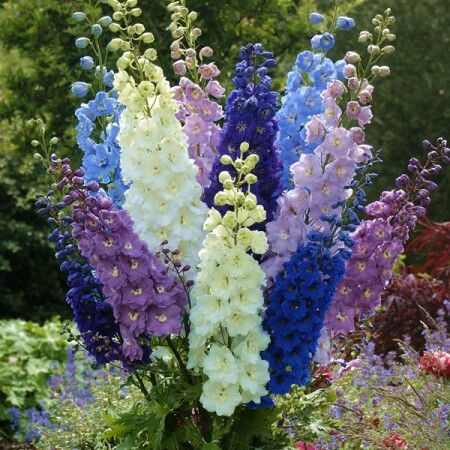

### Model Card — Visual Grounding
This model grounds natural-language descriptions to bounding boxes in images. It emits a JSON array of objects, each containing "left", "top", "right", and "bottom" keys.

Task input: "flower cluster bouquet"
[{"left": 31, "top": 0, "right": 449, "bottom": 447}]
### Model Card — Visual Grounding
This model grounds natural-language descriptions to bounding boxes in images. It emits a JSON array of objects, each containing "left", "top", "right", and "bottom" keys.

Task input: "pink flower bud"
[
  {"left": 350, "top": 127, "right": 365, "bottom": 144},
  {"left": 347, "top": 77, "right": 360, "bottom": 91},
  {"left": 173, "top": 60, "right": 186, "bottom": 76},
  {"left": 345, "top": 51, "right": 361, "bottom": 64},
  {"left": 343, "top": 64, "right": 357, "bottom": 78}
]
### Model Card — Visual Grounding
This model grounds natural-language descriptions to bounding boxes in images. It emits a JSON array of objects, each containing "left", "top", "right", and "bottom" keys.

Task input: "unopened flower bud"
[
  {"left": 120, "top": 40, "right": 131, "bottom": 51},
  {"left": 386, "top": 33, "right": 396, "bottom": 41},
  {"left": 75, "top": 37, "right": 90, "bottom": 49},
  {"left": 170, "top": 41, "right": 180, "bottom": 51},
  {"left": 240, "top": 142, "right": 250, "bottom": 153},
  {"left": 126, "top": 0, "right": 138, "bottom": 7},
  {"left": 134, "top": 23, "right": 145, "bottom": 35},
  {"left": 214, "top": 192, "right": 228, "bottom": 206},
  {"left": 141, "top": 32, "right": 154, "bottom": 43},
  {"left": 371, "top": 65, "right": 381, "bottom": 76},
  {"left": 185, "top": 48, "right": 196, "bottom": 58},
  {"left": 367, "top": 45, "right": 380, "bottom": 55},
  {"left": 191, "top": 28, "right": 202, "bottom": 38},
  {"left": 381, "top": 45, "right": 395, "bottom": 54},
  {"left": 345, "top": 51, "right": 361, "bottom": 63},
  {"left": 382, "top": 27, "right": 390, "bottom": 35},
  {"left": 112, "top": 11, "right": 123, "bottom": 21},
  {"left": 246, "top": 154, "right": 259, "bottom": 167},
  {"left": 223, "top": 179, "right": 234, "bottom": 190},
  {"left": 72, "top": 12, "right": 87, "bottom": 22},
  {"left": 130, "top": 8, "right": 142, "bottom": 17},
  {"left": 358, "top": 31, "right": 372, "bottom": 43},
  {"left": 109, "top": 22, "right": 121, "bottom": 33},
  {"left": 372, "top": 18, "right": 380, "bottom": 26},
  {"left": 199, "top": 46, "right": 213, "bottom": 58},
  {"left": 107, "top": 38, "right": 124, "bottom": 51},
  {"left": 384, "top": 8, "right": 392, "bottom": 15},
  {"left": 235, "top": 192, "right": 246, "bottom": 206},
  {"left": 99, "top": 16, "right": 112, "bottom": 27},
  {"left": 49, "top": 137, "right": 59, "bottom": 145},
  {"left": 33, "top": 152, "right": 43, "bottom": 160},
  {"left": 188, "top": 11, "right": 198, "bottom": 21},
  {"left": 379, "top": 66, "right": 390, "bottom": 77},
  {"left": 343, "top": 64, "right": 357, "bottom": 78},
  {"left": 347, "top": 77, "right": 360, "bottom": 90},
  {"left": 243, "top": 197, "right": 256, "bottom": 210},
  {"left": 218, "top": 171, "right": 231, "bottom": 183},
  {"left": 244, "top": 174, "right": 257, "bottom": 184},
  {"left": 116, "top": 56, "right": 129, "bottom": 70},
  {"left": 172, "top": 27, "right": 184, "bottom": 38},
  {"left": 241, "top": 165, "right": 251, "bottom": 175},
  {"left": 144, "top": 48, "right": 158, "bottom": 61},
  {"left": 220, "top": 155, "right": 233, "bottom": 165}
]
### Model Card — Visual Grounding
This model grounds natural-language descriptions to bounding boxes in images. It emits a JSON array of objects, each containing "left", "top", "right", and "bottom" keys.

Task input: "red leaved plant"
[
  {"left": 407, "top": 218, "right": 450, "bottom": 282},
  {"left": 372, "top": 270, "right": 450, "bottom": 355}
]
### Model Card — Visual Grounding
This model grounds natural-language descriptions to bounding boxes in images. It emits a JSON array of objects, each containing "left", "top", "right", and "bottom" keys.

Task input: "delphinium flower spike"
[
  {"left": 50, "top": 155, "right": 188, "bottom": 362},
  {"left": 107, "top": 0, "right": 207, "bottom": 267},
  {"left": 203, "top": 43, "right": 283, "bottom": 229},
  {"left": 35, "top": 189, "right": 123, "bottom": 365},
  {"left": 168, "top": 1, "right": 224, "bottom": 188},
  {"left": 261, "top": 9, "right": 397, "bottom": 394},
  {"left": 31, "top": 123, "right": 123, "bottom": 365},
  {"left": 72, "top": 5, "right": 127, "bottom": 207},
  {"left": 263, "top": 8, "right": 396, "bottom": 280},
  {"left": 188, "top": 142, "right": 271, "bottom": 416},
  {"left": 277, "top": 11, "right": 351, "bottom": 189},
  {"left": 326, "top": 138, "right": 450, "bottom": 335}
]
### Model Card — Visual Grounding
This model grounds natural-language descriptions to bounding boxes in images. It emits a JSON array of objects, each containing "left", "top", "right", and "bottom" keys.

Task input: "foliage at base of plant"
[
  {"left": 317, "top": 309, "right": 450, "bottom": 449},
  {"left": 12, "top": 349, "right": 140, "bottom": 449},
  {"left": 0, "top": 318, "right": 67, "bottom": 426}
]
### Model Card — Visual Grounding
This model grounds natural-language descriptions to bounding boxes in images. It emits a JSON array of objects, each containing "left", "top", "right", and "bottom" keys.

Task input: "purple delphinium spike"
[{"left": 49, "top": 156, "right": 187, "bottom": 361}]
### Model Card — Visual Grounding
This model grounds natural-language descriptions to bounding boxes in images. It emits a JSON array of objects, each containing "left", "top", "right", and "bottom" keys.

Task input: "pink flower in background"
[
  {"left": 383, "top": 431, "right": 409, "bottom": 449},
  {"left": 295, "top": 442, "right": 317, "bottom": 450},
  {"left": 419, "top": 351, "right": 450, "bottom": 378}
]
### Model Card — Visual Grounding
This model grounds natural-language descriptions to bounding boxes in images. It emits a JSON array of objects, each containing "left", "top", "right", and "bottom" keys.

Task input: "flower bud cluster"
[
  {"left": 188, "top": 142, "right": 270, "bottom": 416},
  {"left": 72, "top": 5, "right": 115, "bottom": 95},
  {"left": 109, "top": 0, "right": 208, "bottom": 268},
  {"left": 50, "top": 155, "right": 188, "bottom": 362},
  {"left": 167, "top": 1, "right": 213, "bottom": 79},
  {"left": 357, "top": 9, "right": 396, "bottom": 81},
  {"left": 204, "top": 43, "right": 283, "bottom": 229},
  {"left": 326, "top": 138, "right": 450, "bottom": 335}
]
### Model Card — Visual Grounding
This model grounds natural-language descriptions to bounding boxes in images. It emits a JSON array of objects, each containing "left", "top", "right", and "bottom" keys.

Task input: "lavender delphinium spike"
[{"left": 326, "top": 138, "right": 450, "bottom": 335}]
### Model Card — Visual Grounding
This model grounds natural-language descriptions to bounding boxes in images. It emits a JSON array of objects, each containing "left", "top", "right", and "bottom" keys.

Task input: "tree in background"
[{"left": 329, "top": 0, "right": 450, "bottom": 219}]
